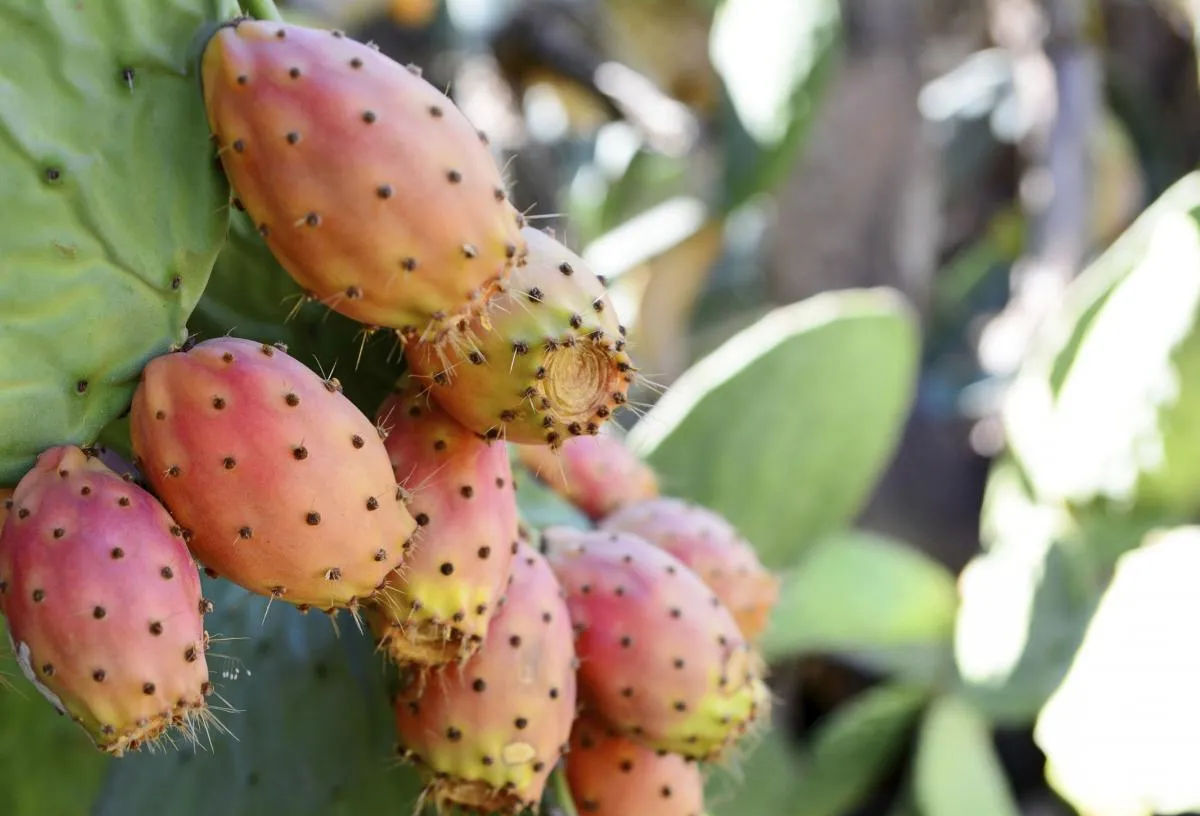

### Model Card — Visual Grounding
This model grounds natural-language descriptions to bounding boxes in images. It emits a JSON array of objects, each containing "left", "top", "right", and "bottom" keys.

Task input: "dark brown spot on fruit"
[
  {"left": 429, "top": 105, "right": 443, "bottom": 117},
  {"left": 447, "top": 169, "right": 462, "bottom": 183},
  {"left": 350, "top": 57, "right": 363, "bottom": 68},
  {"left": 460, "top": 485, "right": 474, "bottom": 499},
  {"left": 93, "top": 606, "right": 106, "bottom": 619},
  {"left": 478, "top": 546, "right": 491, "bottom": 559},
  {"left": 362, "top": 110, "right": 376, "bottom": 123},
  {"left": 288, "top": 67, "right": 300, "bottom": 78},
  {"left": 93, "top": 669, "right": 106, "bottom": 682},
  {"left": 293, "top": 446, "right": 308, "bottom": 460},
  {"left": 149, "top": 621, "right": 163, "bottom": 635},
  {"left": 306, "top": 512, "right": 320, "bottom": 525},
  {"left": 415, "top": 513, "right": 429, "bottom": 526},
  {"left": 286, "top": 131, "right": 300, "bottom": 144},
  {"left": 440, "top": 562, "right": 454, "bottom": 576},
  {"left": 446, "top": 727, "right": 461, "bottom": 741},
  {"left": 161, "top": 567, "right": 174, "bottom": 579},
  {"left": 509, "top": 634, "right": 521, "bottom": 647},
  {"left": 514, "top": 717, "right": 528, "bottom": 729}
]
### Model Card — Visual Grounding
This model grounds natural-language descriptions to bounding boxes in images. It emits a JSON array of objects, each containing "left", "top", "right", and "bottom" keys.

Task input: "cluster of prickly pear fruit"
[{"left": 0, "top": 7, "right": 785, "bottom": 815}]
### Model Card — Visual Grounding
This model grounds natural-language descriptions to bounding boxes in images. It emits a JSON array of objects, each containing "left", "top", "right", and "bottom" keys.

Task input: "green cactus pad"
[
  {"left": 628, "top": 288, "right": 920, "bottom": 568},
  {"left": 0, "top": 0, "right": 231, "bottom": 485}
]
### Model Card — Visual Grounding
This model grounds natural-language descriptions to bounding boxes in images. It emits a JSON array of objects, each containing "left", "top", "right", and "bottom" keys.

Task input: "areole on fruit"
[{"left": 407, "top": 227, "right": 634, "bottom": 446}]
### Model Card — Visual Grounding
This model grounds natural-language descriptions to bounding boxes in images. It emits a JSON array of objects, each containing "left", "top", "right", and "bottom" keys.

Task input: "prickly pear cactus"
[{"left": 0, "top": 0, "right": 231, "bottom": 484}]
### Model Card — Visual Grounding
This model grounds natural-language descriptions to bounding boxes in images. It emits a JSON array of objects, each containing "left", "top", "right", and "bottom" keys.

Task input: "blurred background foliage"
[{"left": 5, "top": 0, "right": 1200, "bottom": 814}]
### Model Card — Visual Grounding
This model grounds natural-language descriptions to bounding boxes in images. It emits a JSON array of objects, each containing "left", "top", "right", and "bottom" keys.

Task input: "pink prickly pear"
[
  {"left": 601, "top": 499, "right": 778, "bottom": 640},
  {"left": 544, "top": 527, "right": 768, "bottom": 760},
  {"left": 201, "top": 20, "right": 524, "bottom": 337},
  {"left": 517, "top": 431, "right": 658, "bottom": 520},
  {"left": 0, "top": 446, "right": 211, "bottom": 755},
  {"left": 130, "top": 337, "right": 416, "bottom": 611},
  {"left": 394, "top": 543, "right": 577, "bottom": 813},
  {"left": 406, "top": 227, "right": 634, "bottom": 447},
  {"left": 368, "top": 378, "right": 518, "bottom": 666},
  {"left": 567, "top": 712, "right": 707, "bottom": 816}
]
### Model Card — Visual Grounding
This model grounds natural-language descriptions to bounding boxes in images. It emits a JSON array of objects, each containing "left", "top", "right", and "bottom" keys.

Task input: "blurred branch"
[
  {"left": 978, "top": 0, "right": 1101, "bottom": 375},
  {"left": 769, "top": 0, "right": 937, "bottom": 312}
]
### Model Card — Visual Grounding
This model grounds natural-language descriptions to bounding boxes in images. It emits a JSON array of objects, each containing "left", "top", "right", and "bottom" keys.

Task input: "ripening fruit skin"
[
  {"left": 544, "top": 527, "right": 768, "bottom": 760},
  {"left": 600, "top": 498, "right": 778, "bottom": 640},
  {"left": 394, "top": 543, "right": 577, "bottom": 814},
  {"left": 368, "top": 378, "right": 518, "bottom": 666},
  {"left": 567, "top": 712, "right": 707, "bottom": 816},
  {"left": 407, "top": 227, "right": 633, "bottom": 447},
  {"left": 201, "top": 20, "right": 524, "bottom": 336},
  {"left": 517, "top": 431, "right": 658, "bottom": 520},
  {"left": 130, "top": 337, "right": 416, "bottom": 610},
  {"left": 0, "top": 446, "right": 211, "bottom": 756}
]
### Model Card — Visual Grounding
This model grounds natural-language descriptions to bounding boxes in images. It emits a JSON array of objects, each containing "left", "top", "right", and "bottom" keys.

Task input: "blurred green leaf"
[
  {"left": 189, "top": 209, "right": 402, "bottom": 415},
  {"left": 761, "top": 531, "right": 956, "bottom": 665},
  {"left": 954, "top": 457, "right": 1101, "bottom": 723},
  {"left": 710, "top": 0, "right": 840, "bottom": 207},
  {"left": 0, "top": 627, "right": 110, "bottom": 816},
  {"left": 915, "top": 696, "right": 1019, "bottom": 816},
  {"left": 1036, "top": 526, "right": 1200, "bottom": 816},
  {"left": 629, "top": 288, "right": 919, "bottom": 568},
  {"left": 707, "top": 725, "right": 802, "bottom": 816},
  {"left": 710, "top": 684, "right": 924, "bottom": 816},
  {"left": 1006, "top": 171, "right": 1200, "bottom": 518},
  {"left": 94, "top": 579, "right": 424, "bottom": 815}
]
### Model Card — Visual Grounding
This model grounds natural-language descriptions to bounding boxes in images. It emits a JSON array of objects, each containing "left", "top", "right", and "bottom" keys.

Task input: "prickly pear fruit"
[
  {"left": 0, "top": 446, "right": 210, "bottom": 756},
  {"left": 407, "top": 227, "right": 634, "bottom": 446},
  {"left": 130, "top": 337, "right": 416, "bottom": 610},
  {"left": 544, "top": 527, "right": 767, "bottom": 760},
  {"left": 368, "top": 379, "right": 518, "bottom": 665},
  {"left": 394, "top": 543, "right": 576, "bottom": 813},
  {"left": 568, "top": 712, "right": 707, "bottom": 816},
  {"left": 517, "top": 431, "right": 658, "bottom": 520},
  {"left": 601, "top": 499, "right": 778, "bottom": 640},
  {"left": 201, "top": 20, "right": 524, "bottom": 336}
]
